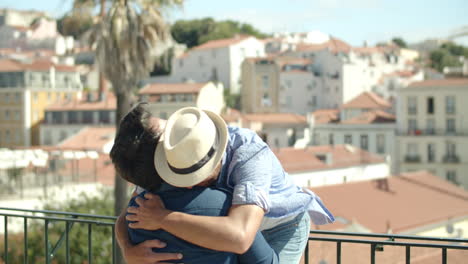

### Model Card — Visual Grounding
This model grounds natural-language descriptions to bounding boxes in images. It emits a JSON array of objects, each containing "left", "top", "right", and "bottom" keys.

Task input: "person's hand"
[
  {"left": 126, "top": 193, "right": 170, "bottom": 230},
  {"left": 123, "top": 239, "right": 183, "bottom": 264}
]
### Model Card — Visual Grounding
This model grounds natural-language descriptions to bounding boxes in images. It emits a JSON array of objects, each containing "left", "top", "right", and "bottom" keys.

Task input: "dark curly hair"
[{"left": 110, "top": 102, "right": 163, "bottom": 192}]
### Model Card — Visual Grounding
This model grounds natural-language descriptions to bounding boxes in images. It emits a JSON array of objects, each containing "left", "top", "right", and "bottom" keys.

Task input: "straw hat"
[{"left": 154, "top": 107, "right": 228, "bottom": 187}]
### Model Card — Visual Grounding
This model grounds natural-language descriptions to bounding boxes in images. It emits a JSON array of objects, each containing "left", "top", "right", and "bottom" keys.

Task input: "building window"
[
  {"left": 446, "top": 96, "right": 455, "bottom": 114},
  {"left": 446, "top": 170, "right": 458, "bottom": 185},
  {"left": 59, "top": 131, "right": 68, "bottom": 141},
  {"left": 427, "top": 97, "right": 434, "bottom": 114},
  {"left": 376, "top": 134, "right": 385, "bottom": 154},
  {"left": 52, "top": 112, "right": 62, "bottom": 124},
  {"left": 198, "top": 56, "right": 204, "bottom": 66},
  {"left": 408, "top": 119, "right": 418, "bottom": 134},
  {"left": 99, "top": 111, "right": 110, "bottom": 124},
  {"left": 5, "top": 129, "right": 11, "bottom": 143},
  {"left": 446, "top": 141, "right": 456, "bottom": 157},
  {"left": 262, "top": 75, "right": 269, "bottom": 90},
  {"left": 360, "top": 135, "right": 368, "bottom": 150},
  {"left": 68, "top": 111, "right": 78, "bottom": 124},
  {"left": 5, "top": 110, "right": 10, "bottom": 120},
  {"left": 344, "top": 135, "right": 352, "bottom": 144},
  {"left": 426, "top": 119, "right": 435, "bottom": 134},
  {"left": 5, "top": 93, "right": 9, "bottom": 103},
  {"left": 262, "top": 93, "right": 272, "bottom": 106},
  {"left": 312, "top": 96, "right": 317, "bottom": 107},
  {"left": 15, "top": 92, "right": 21, "bottom": 103},
  {"left": 14, "top": 110, "right": 20, "bottom": 121},
  {"left": 407, "top": 143, "right": 419, "bottom": 158},
  {"left": 329, "top": 134, "right": 334, "bottom": 145},
  {"left": 82, "top": 111, "right": 93, "bottom": 124},
  {"left": 427, "top": 143, "right": 435, "bottom": 163},
  {"left": 408, "top": 96, "right": 417, "bottom": 115},
  {"left": 446, "top": 119, "right": 456, "bottom": 134}
]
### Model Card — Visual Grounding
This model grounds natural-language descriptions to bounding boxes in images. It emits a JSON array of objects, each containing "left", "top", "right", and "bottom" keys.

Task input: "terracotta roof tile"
[
  {"left": 312, "top": 171, "right": 468, "bottom": 234},
  {"left": 243, "top": 113, "right": 307, "bottom": 124},
  {"left": 0, "top": 58, "right": 77, "bottom": 72},
  {"left": 341, "top": 110, "right": 395, "bottom": 124},
  {"left": 59, "top": 127, "right": 115, "bottom": 151},
  {"left": 139, "top": 83, "right": 208, "bottom": 95},
  {"left": 46, "top": 92, "right": 116, "bottom": 111},
  {"left": 296, "top": 37, "right": 352, "bottom": 53},
  {"left": 311, "top": 109, "right": 340, "bottom": 124},
  {"left": 274, "top": 145, "right": 385, "bottom": 173},
  {"left": 408, "top": 78, "right": 468, "bottom": 88},
  {"left": 341, "top": 92, "right": 391, "bottom": 109},
  {"left": 192, "top": 35, "right": 251, "bottom": 50}
]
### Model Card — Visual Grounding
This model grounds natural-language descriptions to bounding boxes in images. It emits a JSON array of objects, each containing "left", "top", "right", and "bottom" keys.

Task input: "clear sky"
[{"left": 2, "top": 0, "right": 468, "bottom": 46}]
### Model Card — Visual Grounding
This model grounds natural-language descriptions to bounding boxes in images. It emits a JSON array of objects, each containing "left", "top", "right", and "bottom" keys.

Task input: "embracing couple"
[{"left": 110, "top": 103, "right": 334, "bottom": 264}]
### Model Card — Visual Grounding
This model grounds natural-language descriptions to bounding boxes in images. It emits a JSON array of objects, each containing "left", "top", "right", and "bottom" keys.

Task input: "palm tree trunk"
[{"left": 114, "top": 89, "right": 133, "bottom": 216}]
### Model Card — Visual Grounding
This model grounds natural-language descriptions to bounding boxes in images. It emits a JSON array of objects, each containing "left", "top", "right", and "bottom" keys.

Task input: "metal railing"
[
  {"left": 2, "top": 207, "right": 468, "bottom": 264},
  {"left": 305, "top": 230, "right": 468, "bottom": 264},
  {"left": 0, "top": 207, "right": 117, "bottom": 264}
]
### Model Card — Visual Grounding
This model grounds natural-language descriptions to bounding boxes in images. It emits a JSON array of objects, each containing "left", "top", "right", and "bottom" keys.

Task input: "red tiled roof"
[
  {"left": 311, "top": 109, "right": 340, "bottom": 124},
  {"left": 274, "top": 145, "right": 385, "bottom": 173},
  {"left": 59, "top": 127, "right": 115, "bottom": 151},
  {"left": 341, "top": 92, "right": 391, "bottom": 109},
  {"left": 12, "top": 25, "right": 30, "bottom": 32},
  {"left": 0, "top": 58, "right": 77, "bottom": 72},
  {"left": 192, "top": 35, "right": 251, "bottom": 50},
  {"left": 296, "top": 37, "right": 352, "bottom": 53},
  {"left": 312, "top": 171, "right": 468, "bottom": 234},
  {"left": 243, "top": 113, "right": 307, "bottom": 124},
  {"left": 341, "top": 110, "right": 395, "bottom": 124},
  {"left": 46, "top": 92, "right": 116, "bottom": 111},
  {"left": 408, "top": 78, "right": 468, "bottom": 88},
  {"left": 139, "top": 83, "right": 208, "bottom": 95}
]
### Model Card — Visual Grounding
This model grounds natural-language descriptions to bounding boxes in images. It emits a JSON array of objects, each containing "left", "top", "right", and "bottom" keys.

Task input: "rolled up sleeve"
[{"left": 229, "top": 139, "right": 273, "bottom": 213}]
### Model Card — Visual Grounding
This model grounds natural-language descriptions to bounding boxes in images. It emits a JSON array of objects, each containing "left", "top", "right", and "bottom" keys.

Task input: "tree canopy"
[
  {"left": 429, "top": 42, "right": 468, "bottom": 72},
  {"left": 171, "top": 18, "right": 269, "bottom": 48},
  {"left": 392, "top": 37, "right": 407, "bottom": 48}
]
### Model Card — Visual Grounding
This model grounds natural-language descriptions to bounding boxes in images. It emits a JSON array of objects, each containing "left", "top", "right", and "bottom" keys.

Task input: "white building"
[
  {"left": 40, "top": 92, "right": 116, "bottom": 146},
  {"left": 274, "top": 145, "right": 390, "bottom": 188},
  {"left": 309, "top": 92, "right": 397, "bottom": 172},
  {"left": 396, "top": 78, "right": 468, "bottom": 189},
  {"left": 138, "top": 82, "right": 225, "bottom": 119},
  {"left": 152, "top": 35, "right": 265, "bottom": 95}
]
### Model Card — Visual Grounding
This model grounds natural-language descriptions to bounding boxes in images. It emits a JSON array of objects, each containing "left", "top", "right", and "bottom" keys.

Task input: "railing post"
[
  {"left": 88, "top": 224, "right": 93, "bottom": 264},
  {"left": 337, "top": 241, "right": 341, "bottom": 264},
  {"left": 45, "top": 220, "right": 49, "bottom": 264},
  {"left": 4, "top": 216, "right": 8, "bottom": 264},
  {"left": 405, "top": 245, "right": 410, "bottom": 264},
  {"left": 24, "top": 217, "right": 28, "bottom": 264},
  {"left": 66, "top": 222, "right": 70, "bottom": 264},
  {"left": 370, "top": 244, "right": 376, "bottom": 264},
  {"left": 442, "top": 248, "right": 447, "bottom": 264}
]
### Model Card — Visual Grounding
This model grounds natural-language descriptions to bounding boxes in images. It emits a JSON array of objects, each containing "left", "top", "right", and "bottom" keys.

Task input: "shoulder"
[{"left": 227, "top": 126, "right": 266, "bottom": 150}]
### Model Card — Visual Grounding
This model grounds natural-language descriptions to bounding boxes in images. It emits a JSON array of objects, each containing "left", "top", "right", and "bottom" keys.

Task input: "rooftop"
[
  {"left": 243, "top": 113, "right": 307, "bottom": 125},
  {"left": 46, "top": 92, "right": 116, "bottom": 111},
  {"left": 0, "top": 58, "right": 77, "bottom": 72},
  {"left": 341, "top": 110, "right": 395, "bottom": 124},
  {"left": 273, "top": 145, "right": 385, "bottom": 173},
  {"left": 295, "top": 37, "right": 352, "bottom": 54},
  {"left": 407, "top": 78, "right": 468, "bottom": 88},
  {"left": 139, "top": 82, "right": 208, "bottom": 95},
  {"left": 341, "top": 91, "right": 392, "bottom": 109},
  {"left": 312, "top": 171, "right": 468, "bottom": 234},
  {"left": 311, "top": 109, "right": 340, "bottom": 124},
  {"left": 192, "top": 35, "right": 251, "bottom": 50},
  {"left": 58, "top": 127, "right": 115, "bottom": 152}
]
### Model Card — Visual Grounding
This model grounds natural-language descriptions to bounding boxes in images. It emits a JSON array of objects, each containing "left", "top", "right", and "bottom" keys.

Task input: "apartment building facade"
[
  {"left": 138, "top": 82, "right": 225, "bottom": 119},
  {"left": 396, "top": 79, "right": 468, "bottom": 189},
  {"left": 0, "top": 58, "right": 82, "bottom": 148},
  {"left": 40, "top": 92, "right": 116, "bottom": 146}
]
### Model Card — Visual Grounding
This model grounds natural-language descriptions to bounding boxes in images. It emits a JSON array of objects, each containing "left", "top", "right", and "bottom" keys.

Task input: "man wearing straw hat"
[
  {"left": 112, "top": 103, "right": 278, "bottom": 264},
  {"left": 120, "top": 106, "right": 334, "bottom": 264}
]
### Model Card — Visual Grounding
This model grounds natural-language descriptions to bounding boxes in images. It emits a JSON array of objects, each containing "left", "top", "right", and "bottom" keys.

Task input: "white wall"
[{"left": 290, "top": 162, "right": 390, "bottom": 187}]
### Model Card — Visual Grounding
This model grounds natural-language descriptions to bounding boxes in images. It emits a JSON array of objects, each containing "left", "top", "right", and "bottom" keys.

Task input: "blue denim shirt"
[
  {"left": 215, "top": 126, "right": 334, "bottom": 225},
  {"left": 127, "top": 184, "right": 278, "bottom": 264}
]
